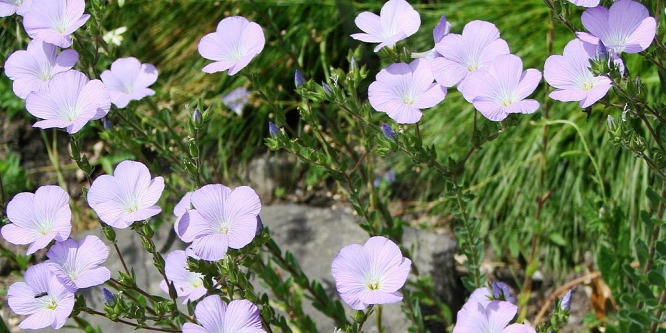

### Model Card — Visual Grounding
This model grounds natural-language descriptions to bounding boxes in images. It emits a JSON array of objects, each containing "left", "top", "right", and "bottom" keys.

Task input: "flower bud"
[
  {"left": 350, "top": 57, "right": 358, "bottom": 72},
  {"left": 381, "top": 123, "right": 397, "bottom": 140},
  {"left": 561, "top": 289, "right": 573, "bottom": 311},
  {"left": 595, "top": 41, "right": 608, "bottom": 61},
  {"left": 192, "top": 108, "right": 202, "bottom": 126},
  {"left": 294, "top": 70, "right": 305, "bottom": 88},
  {"left": 322, "top": 82, "right": 333, "bottom": 97},
  {"left": 268, "top": 122, "right": 280, "bottom": 138},
  {"left": 103, "top": 119, "right": 112, "bottom": 130},
  {"left": 433, "top": 15, "right": 451, "bottom": 43},
  {"left": 255, "top": 216, "right": 264, "bottom": 236},
  {"left": 102, "top": 288, "right": 116, "bottom": 305}
]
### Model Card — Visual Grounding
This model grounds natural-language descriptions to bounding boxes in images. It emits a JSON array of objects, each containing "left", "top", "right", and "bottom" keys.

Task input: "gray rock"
[{"left": 39, "top": 205, "right": 459, "bottom": 332}]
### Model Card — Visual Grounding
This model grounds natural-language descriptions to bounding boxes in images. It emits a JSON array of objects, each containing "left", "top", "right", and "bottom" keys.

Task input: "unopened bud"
[
  {"left": 102, "top": 288, "right": 116, "bottom": 305},
  {"left": 103, "top": 119, "right": 112, "bottom": 130},
  {"left": 192, "top": 108, "right": 202, "bottom": 125},
  {"left": 255, "top": 216, "right": 263, "bottom": 236},
  {"left": 350, "top": 57, "right": 358, "bottom": 72},
  {"left": 294, "top": 70, "right": 305, "bottom": 88},
  {"left": 268, "top": 122, "right": 280, "bottom": 138},
  {"left": 322, "top": 82, "right": 332, "bottom": 97},
  {"left": 595, "top": 41, "right": 608, "bottom": 61},
  {"left": 381, "top": 123, "right": 397, "bottom": 140},
  {"left": 433, "top": 15, "right": 451, "bottom": 43},
  {"left": 561, "top": 289, "right": 573, "bottom": 311}
]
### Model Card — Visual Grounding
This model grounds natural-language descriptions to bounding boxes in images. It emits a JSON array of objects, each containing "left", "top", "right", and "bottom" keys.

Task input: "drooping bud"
[
  {"left": 294, "top": 70, "right": 305, "bottom": 88},
  {"left": 381, "top": 123, "right": 397, "bottom": 140}
]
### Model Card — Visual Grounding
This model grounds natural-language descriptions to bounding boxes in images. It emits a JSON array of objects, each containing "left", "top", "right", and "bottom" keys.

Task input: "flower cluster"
[
  {"left": 1, "top": 185, "right": 110, "bottom": 329},
  {"left": 453, "top": 284, "right": 535, "bottom": 333},
  {"left": 354, "top": 0, "right": 541, "bottom": 123},
  {"left": 545, "top": 0, "right": 656, "bottom": 108}
]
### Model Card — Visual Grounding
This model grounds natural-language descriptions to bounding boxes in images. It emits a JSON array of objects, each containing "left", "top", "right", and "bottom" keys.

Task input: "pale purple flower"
[
  {"left": 101, "top": 57, "right": 158, "bottom": 108},
  {"left": 7, "top": 263, "right": 75, "bottom": 330},
  {"left": 198, "top": 16, "right": 265, "bottom": 75},
  {"left": 567, "top": 0, "right": 599, "bottom": 6},
  {"left": 544, "top": 39, "right": 612, "bottom": 108},
  {"left": 454, "top": 286, "right": 535, "bottom": 333},
  {"left": 1, "top": 185, "right": 71, "bottom": 255},
  {"left": 25, "top": 70, "right": 111, "bottom": 134},
  {"left": 331, "top": 236, "right": 411, "bottom": 310},
  {"left": 432, "top": 20, "right": 510, "bottom": 89},
  {"left": 182, "top": 296, "right": 265, "bottom": 333},
  {"left": 0, "top": 0, "right": 32, "bottom": 17},
  {"left": 23, "top": 0, "right": 90, "bottom": 48},
  {"left": 222, "top": 87, "right": 250, "bottom": 115},
  {"left": 46, "top": 235, "right": 111, "bottom": 290},
  {"left": 351, "top": 0, "right": 420, "bottom": 52},
  {"left": 369, "top": 59, "right": 446, "bottom": 124},
  {"left": 176, "top": 184, "right": 261, "bottom": 261},
  {"left": 4, "top": 40, "right": 79, "bottom": 99},
  {"left": 87, "top": 160, "right": 165, "bottom": 229},
  {"left": 159, "top": 249, "right": 207, "bottom": 304},
  {"left": 461, "top": 54, "right": 541, "bottom": 121},
  {"left": 576, "top": 0, "right": 656, "bottom": 54}
]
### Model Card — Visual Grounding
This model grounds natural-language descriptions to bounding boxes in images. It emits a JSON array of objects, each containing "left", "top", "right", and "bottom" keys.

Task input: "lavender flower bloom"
[
  {"left": 23, "top": 0, "right": 90, "bottom": 48},
  {"left": 432, "top": 20, "right": 510, "bottom": 89},
  {"left": 159, "top": 249, "right": 207, "bottom": 304},
  {"left": 1, "top": 185, "right": 71, "bottom": 255},
  {"left": 454, "top": 296, "right": 532, "bottom": 332},
  {"left": 7, "top": 263, "right": 75, "bottom": 330},
  {"left": 381, "top": 123, "right": 397, "bottom": 140},
  {"left": 331, "top": 236, "right": 411, "bottom": 310},
  {"left": 0, "top": 0, "right": 32, "bottom": 17},
  {"left": 461, "top": 54, "right": 541, "bottom": 121},
  {"left": 176, "top": 184, "right": 261, "bottom": 261},
  {"left": 576, "top": 0, "right": 656, "bottom": 54},
  {"left": 433, "top": 15, "right": 451, "bottom": 44},
  {"left": 544, "top": 39, "right": 611, "bottom": 108},
  {"left": 87, "top": 160, "right": 165, "bottom": 229},
  {"left": 4, "top": 40, "right": 79, "bottom": 98},
  {"left": 101, "top": 57, "right": 158, "bottom": 108},
  {"left": 369, "top": 59, "right": 446, "bottom": 124},
  {"left": 198, "top": 16, "right": 265, "bottom": 75},
  {"left": 567, "top": 0, "right": 599, "bottom": 6},
  {"left": 182, "top": 296, "right": 265, "bottom": 333},
  {"left": 222, "top": 87, "right": 250, "bottom": 116},
  {"left": 25, "top": 70, "right": 110, "bottom": 134},
  {"left": 46, "top": 235, "right": 111, "bottom": 290},
  {"left": 561, "top": 289, "right": 573, "bottom": 311},
  {"left": 351, "top": 0, "right": 420, "bottom": 52}
]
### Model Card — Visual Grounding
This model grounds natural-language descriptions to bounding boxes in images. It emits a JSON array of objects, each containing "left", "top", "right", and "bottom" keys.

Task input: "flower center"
[
  {"left": 366, "top": 277, "right": 381, "bottom": 291},
  {"left": 580, "top": 82, "right": 594, "bottom": 92},
  {"left": 40, "top": 73, "right": 52, "bottom": 82},
  {"left": 54, "top": 20, "right": 69, "bottom": 34}
]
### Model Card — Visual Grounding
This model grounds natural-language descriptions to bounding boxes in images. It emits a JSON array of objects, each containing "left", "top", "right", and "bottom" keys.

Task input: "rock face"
[{"left": 32, "top": 205, "right": 460, "bottom": 332}]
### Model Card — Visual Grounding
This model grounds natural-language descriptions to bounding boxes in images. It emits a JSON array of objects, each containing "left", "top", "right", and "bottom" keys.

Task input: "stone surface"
[{"left": 29, "top": 205, "right": 460, "bottom": 332}]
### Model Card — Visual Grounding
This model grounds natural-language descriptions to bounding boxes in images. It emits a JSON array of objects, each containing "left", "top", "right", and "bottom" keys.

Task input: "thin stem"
[
  {"left": 81, "top": 307, "right": 180, "bottom": 332},
  {"left": 645, "top": 186, "right": 666, "bottom": 273},
  {"left": 113, "top": 243, "right": 130, "bottom": 276},
  {"left": 376, "top": 305, "right": 383, "bottom": 333},
  {"left": 533, "top": 271, "right": 601, "bottom": 325},
  {"left": 356, "top": 306, "right": 374, "bottom": 333},
  {"left": 649, "top": 290, "right": 666, "bottom": 333},
  {"left": 109, "top": 278, "right": 160, "bottom": 304}
]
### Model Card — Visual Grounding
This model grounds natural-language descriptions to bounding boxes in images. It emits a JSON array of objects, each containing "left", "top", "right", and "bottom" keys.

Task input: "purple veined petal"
[
  {"left": 408, "top": 59, "right": 435, "bottom": 94},
  {"left": 224, "top": 299, "right": 264, "bottom": 331},
  {"left": 503, "top": 324, "right": 536, "bottom": 333},
  {"left": 331, "top": 244, "right": 370, "bottom": 295},
  {"left": 86, "top": 175, "right": 126, "bottom": 227},
  {"left": 607, "top": 0, "right": 655, "bottom": 53},
  {"left": 581, "top": 6, "right": 609, "bottom": 43},
  {"left": 1, "top": 224, "right": 38, "bottom": 245},
  {"left": 101, "top": 57, "right": 158, "bottom": 108},
  {"left": 624, "top": 16, "right": 656, "bottom": 53},
  {"left": 176, "top": 210, "right": 214, "bottom": 242},
  {"left": 485, "top": 301, "right": 518, "bottom": 332},
  {"left": 432, "top": 56, "right": 468, "bottom": 87},
  {"left": 515, "top": 69, "right": 542, "bottom": 100},
  {"left": 78, "top": 79, "right": 111, "bottom": 121},
  {"left": 385, "top": 102, "right": 423, "bottom": 124},
  {"left": 224, "top": 186, "right": 261, "bottom": 249},
  {"left": 549, "top": 89, "right": 589, "bottom": 102},
  {"left": 182, "top": 323, "right": 209, "bottom": 333},
  {"left": 357, "top": 289, "right": 403, "bottom": 306},
  {"left": 160, "top": 250, "right": 206, "bottom": 303},
  {"left": 472, "top": 99, "right": 509, "bottom": 121},
  {"left": 339, "top": 291, "right": 368, "bottom": 311},
  {"left": 567, "top": 0, "right": 599, "bottom": 7},
  {"left": 174, "top": 192, "right": 194, "bottom": 218},
  {"left": 469, "top": 287, "right": 492, "bottom": 306},
  {"left": 352, "top": 12, "right": 383, "bottom": 43},
  {"left": 191, "top": 184, "right": 231, "bottom": 223},
  {"left": 363, "top": 237, "right": 411, "bottom": 293},
  {"left": 503, "top": 99, "right": 540, "bottom": 115},
  {"left": 453, "top": 301, "right": 488, "bottom": 333},
  {"left": 461, "top": 20, "right": 502, "bottom": 54},
  {"left": 0, "top": 0, "right": 20, "bottom": 17},
  {"left": 191, "top": 233, "right": 229, "bottom": 261},
  {"left": 19, "top": 310, "right": 58, "bottom": 330},
  {"left": 373, "top": 31, "right": 407, "bottom": 52},
  {"left": 195, "top": 295, "right": 227, "bottom": 330},
  {"left": 579, "top": 81, "right": 612, "bottom": 108},
  {"left": 135, "top": 64, "right": 158, "bottom": 90}
]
